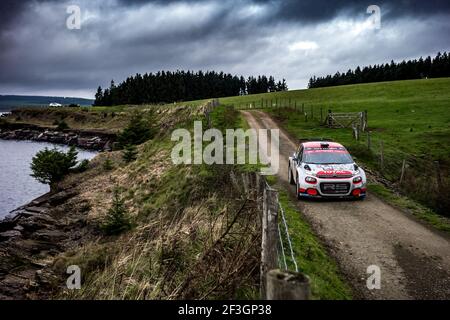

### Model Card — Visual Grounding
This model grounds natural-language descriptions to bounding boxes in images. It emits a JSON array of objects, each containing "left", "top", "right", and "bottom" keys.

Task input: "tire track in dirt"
[{"left": 242, "top": 110, "right": 450, "bottom": 300}]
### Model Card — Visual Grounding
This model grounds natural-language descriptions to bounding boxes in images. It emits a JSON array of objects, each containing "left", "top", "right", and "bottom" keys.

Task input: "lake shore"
[{"left": 0, "top": 122, "right": 116, "bottom": 151}]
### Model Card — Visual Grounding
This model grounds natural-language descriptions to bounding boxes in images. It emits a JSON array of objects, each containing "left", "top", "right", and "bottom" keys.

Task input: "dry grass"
[{"left": 46, "top": 103, "right": 260, "bottom": 300}]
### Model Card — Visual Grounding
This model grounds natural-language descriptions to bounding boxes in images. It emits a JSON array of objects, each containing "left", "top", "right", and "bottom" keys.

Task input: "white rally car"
[{"left": 288, "top": 141, "right": 367, "bottom": 199}]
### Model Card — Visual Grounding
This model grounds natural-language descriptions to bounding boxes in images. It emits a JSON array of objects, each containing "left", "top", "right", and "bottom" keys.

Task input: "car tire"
[
  {"left": 288, "top": 165, "right": 295, "bottom": 185},
  {"left": 296, "top": 175, "right": 301, "bottom": 200}
]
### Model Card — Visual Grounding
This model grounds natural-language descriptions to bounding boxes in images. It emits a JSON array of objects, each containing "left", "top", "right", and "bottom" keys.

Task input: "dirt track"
[{"left": 242, "top": 110, "right": 450, "bottom": 300}]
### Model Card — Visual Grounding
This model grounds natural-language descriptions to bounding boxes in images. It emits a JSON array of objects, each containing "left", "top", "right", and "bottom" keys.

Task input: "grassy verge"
[
  {"left": 368, "top": 183, "right": 450, "bottom": 233},
  {"left": 265, "top": 177, "right": 353, "bottom": 299}
]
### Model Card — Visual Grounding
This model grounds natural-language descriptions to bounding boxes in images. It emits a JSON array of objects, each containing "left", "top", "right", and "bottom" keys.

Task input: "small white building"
[{"left": 49, "top": 102, "right": 63, "bottom": 107}]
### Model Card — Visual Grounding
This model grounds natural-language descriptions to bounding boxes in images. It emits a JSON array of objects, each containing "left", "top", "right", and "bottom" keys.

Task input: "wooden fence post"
[
  {"left": 266, "top": 269, "right": 311, "bottom": 300},
  {"left": 364, "top": 110, "right": 368, "bottom": 132},
  {"left": 261, "top": 188, "right": 279, "bottom": 299},
  {"left": 302, "top": 103, "right": 304, "bottom": 113},
  {"left": 367, "top": 131, "right": 371, "bottom": 150},
  {"left": 327, "top": 110, "right": 332, "bottom": 127},
  {"left": 399, "top": 159, "right": 406, "bottom": 185}
]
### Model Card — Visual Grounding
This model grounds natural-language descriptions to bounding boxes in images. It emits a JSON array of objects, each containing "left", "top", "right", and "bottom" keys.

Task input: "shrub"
[
  {"left": 103, "top": 159, "right": 114, "bottom": 171},
  {"left": 56, "top": 120, "right": 69, "bottom": 131},
  {"left": 101, "top": 188, "right": 132, "bottom": 235},
  {"left": 117, "top": 112, "right": 155, "bottom": 147},
  {"left": 30, "top": 146, "right": 78, "bottom": 191},
  {"left": 122, "top": 144, "right": 138, "bottom": 163}
]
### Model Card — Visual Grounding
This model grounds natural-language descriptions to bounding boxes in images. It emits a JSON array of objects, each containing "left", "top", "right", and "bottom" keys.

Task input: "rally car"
[{"left": 288, "top": 141, "right": 367, "bottom": 199}]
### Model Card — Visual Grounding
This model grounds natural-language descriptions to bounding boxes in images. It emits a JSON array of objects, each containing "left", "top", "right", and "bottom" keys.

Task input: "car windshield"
[{"left": 303, "top": 150, "right": 353, "bottom": 164}]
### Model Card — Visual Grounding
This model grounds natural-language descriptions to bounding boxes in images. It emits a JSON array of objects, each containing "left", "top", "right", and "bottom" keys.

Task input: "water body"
[{"left": 0, "top": 140, "right": 97, "bottom": 219}]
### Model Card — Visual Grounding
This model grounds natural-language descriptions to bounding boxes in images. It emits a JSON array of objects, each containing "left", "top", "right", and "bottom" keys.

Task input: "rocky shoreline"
[
  {"left": 0, "top": 185, "right": 95, "bottom": 299},
  {"left": 0, "top": 122, "right": 116, "bottom": 151},
  {"left": 0, "top": 122, "right": 112, "bottom": 298}
]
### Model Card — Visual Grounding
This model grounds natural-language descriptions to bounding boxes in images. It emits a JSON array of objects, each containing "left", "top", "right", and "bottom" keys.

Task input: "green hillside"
[
  {"left": 220, "top": 78, "right": 450, "bottom": 158},
  {"left": 220, "top": 78, "right": 450, "bottom": 216}
]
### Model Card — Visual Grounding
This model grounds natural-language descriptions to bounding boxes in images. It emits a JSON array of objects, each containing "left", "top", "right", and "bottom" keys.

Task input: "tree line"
[
  {"left": 308, "top": 52, "right": 450, "bottom": 88},
  {"left": 94, "top": 70, "right": 288, "bottom": 106}
]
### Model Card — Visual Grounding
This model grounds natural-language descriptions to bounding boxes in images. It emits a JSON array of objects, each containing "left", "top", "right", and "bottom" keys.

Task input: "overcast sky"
[{"left": 1, "top": 0, "right": 450, "bottom": 98}]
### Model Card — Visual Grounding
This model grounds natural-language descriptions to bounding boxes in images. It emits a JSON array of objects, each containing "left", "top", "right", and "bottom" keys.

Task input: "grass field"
[
  {"left": 220, "top": 78, "right": 450, "bottom": 161},
  {"left": 219, "top": 78, "right": 450, "bottom": 216}
]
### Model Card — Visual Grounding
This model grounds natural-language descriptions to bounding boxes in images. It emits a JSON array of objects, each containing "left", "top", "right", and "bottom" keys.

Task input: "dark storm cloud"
[
  {"left": 254, "top": 0, "right": 450, "bottom": 21},
  {"left": 115, "top": 0, "right": 450, "bottom": 20},
  {"left": 3, "top": 0, "right": 450, "bottom": 28},
  {"left": 0, "top": 0, "right": 450, "bottom": 97}
]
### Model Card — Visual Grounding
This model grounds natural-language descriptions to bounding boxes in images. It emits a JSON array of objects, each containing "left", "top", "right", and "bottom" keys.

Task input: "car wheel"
[{"left": 288, "top": 165, "right": 295, "bottom": 185}]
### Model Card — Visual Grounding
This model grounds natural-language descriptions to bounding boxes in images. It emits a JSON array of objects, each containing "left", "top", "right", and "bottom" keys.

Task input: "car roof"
[{"left": 302, "top": 141, "right": 345, "bottom": 148}]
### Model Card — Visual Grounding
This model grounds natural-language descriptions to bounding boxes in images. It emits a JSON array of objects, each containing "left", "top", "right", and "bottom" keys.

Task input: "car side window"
[{"left": 297, "top": 146, "right": 303, "bottom": 162}]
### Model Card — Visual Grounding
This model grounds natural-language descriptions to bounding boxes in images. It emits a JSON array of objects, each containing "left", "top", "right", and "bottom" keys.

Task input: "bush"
[
  {"left": 122, "top": 144, "right": 138, "bottom": 163},
  {"left": 30, "top": 146, "right": 78, "bottom": 191},
  {"left": 101, "top": 188, "right": 132, "bottom": 235},
  {"left": 56, "top": 120, "right": 69, "bottom": 131},
  {"left": 103, "top": 159, "right": 114, "bottom": 171},
  {"left": 117, "top": 112, "right": 155, "bottom": 147}
]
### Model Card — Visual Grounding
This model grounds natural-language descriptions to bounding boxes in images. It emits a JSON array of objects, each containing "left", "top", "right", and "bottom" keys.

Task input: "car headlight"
[
  {"left": 353, "top": 176, "right": 362, "bottom": 183},
  {"left": 305, "top": 176, "right": 317, "bottom": 184}
]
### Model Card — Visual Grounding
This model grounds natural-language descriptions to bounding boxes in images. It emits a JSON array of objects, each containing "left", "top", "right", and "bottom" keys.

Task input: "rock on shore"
[{"left": 0, "top": 188, "right": 95, "bottom": 299}]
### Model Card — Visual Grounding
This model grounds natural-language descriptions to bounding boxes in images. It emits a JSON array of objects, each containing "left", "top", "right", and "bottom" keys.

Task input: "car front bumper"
[{"left": 298, "top": 178, "right": 367, "bottom": 198}]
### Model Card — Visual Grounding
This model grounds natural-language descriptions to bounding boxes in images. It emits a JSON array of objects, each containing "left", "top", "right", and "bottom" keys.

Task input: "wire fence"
[
  {"left": 264, "top": 180, "right": 298, "bottom": 272},
  {"left": 259, "top": 175, "right": 310, "bottom": 299},
  {"left": 278, "top": 204, "right": 299, "bottom": 272},
  {"left": 352, "top": 132, "right": 450, "bottom": 216}
]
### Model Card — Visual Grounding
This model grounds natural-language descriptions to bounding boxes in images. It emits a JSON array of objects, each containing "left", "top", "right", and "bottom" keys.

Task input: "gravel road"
[{"left": 242, "top": 110, "right": 450, "bottom": 300}]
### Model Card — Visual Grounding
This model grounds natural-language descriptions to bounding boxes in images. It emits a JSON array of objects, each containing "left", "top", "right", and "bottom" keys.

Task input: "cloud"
[
  {"left": 0, "top": 0, "right": 449, "bottom": 98},
  {"left": 289, "top": 41, "right": 319, "bottom": 51}
]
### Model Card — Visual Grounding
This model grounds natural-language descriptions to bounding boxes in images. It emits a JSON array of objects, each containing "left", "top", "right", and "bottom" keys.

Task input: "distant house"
[{"left": 49, "top": 102, "right": 62, "bottom": 107}]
